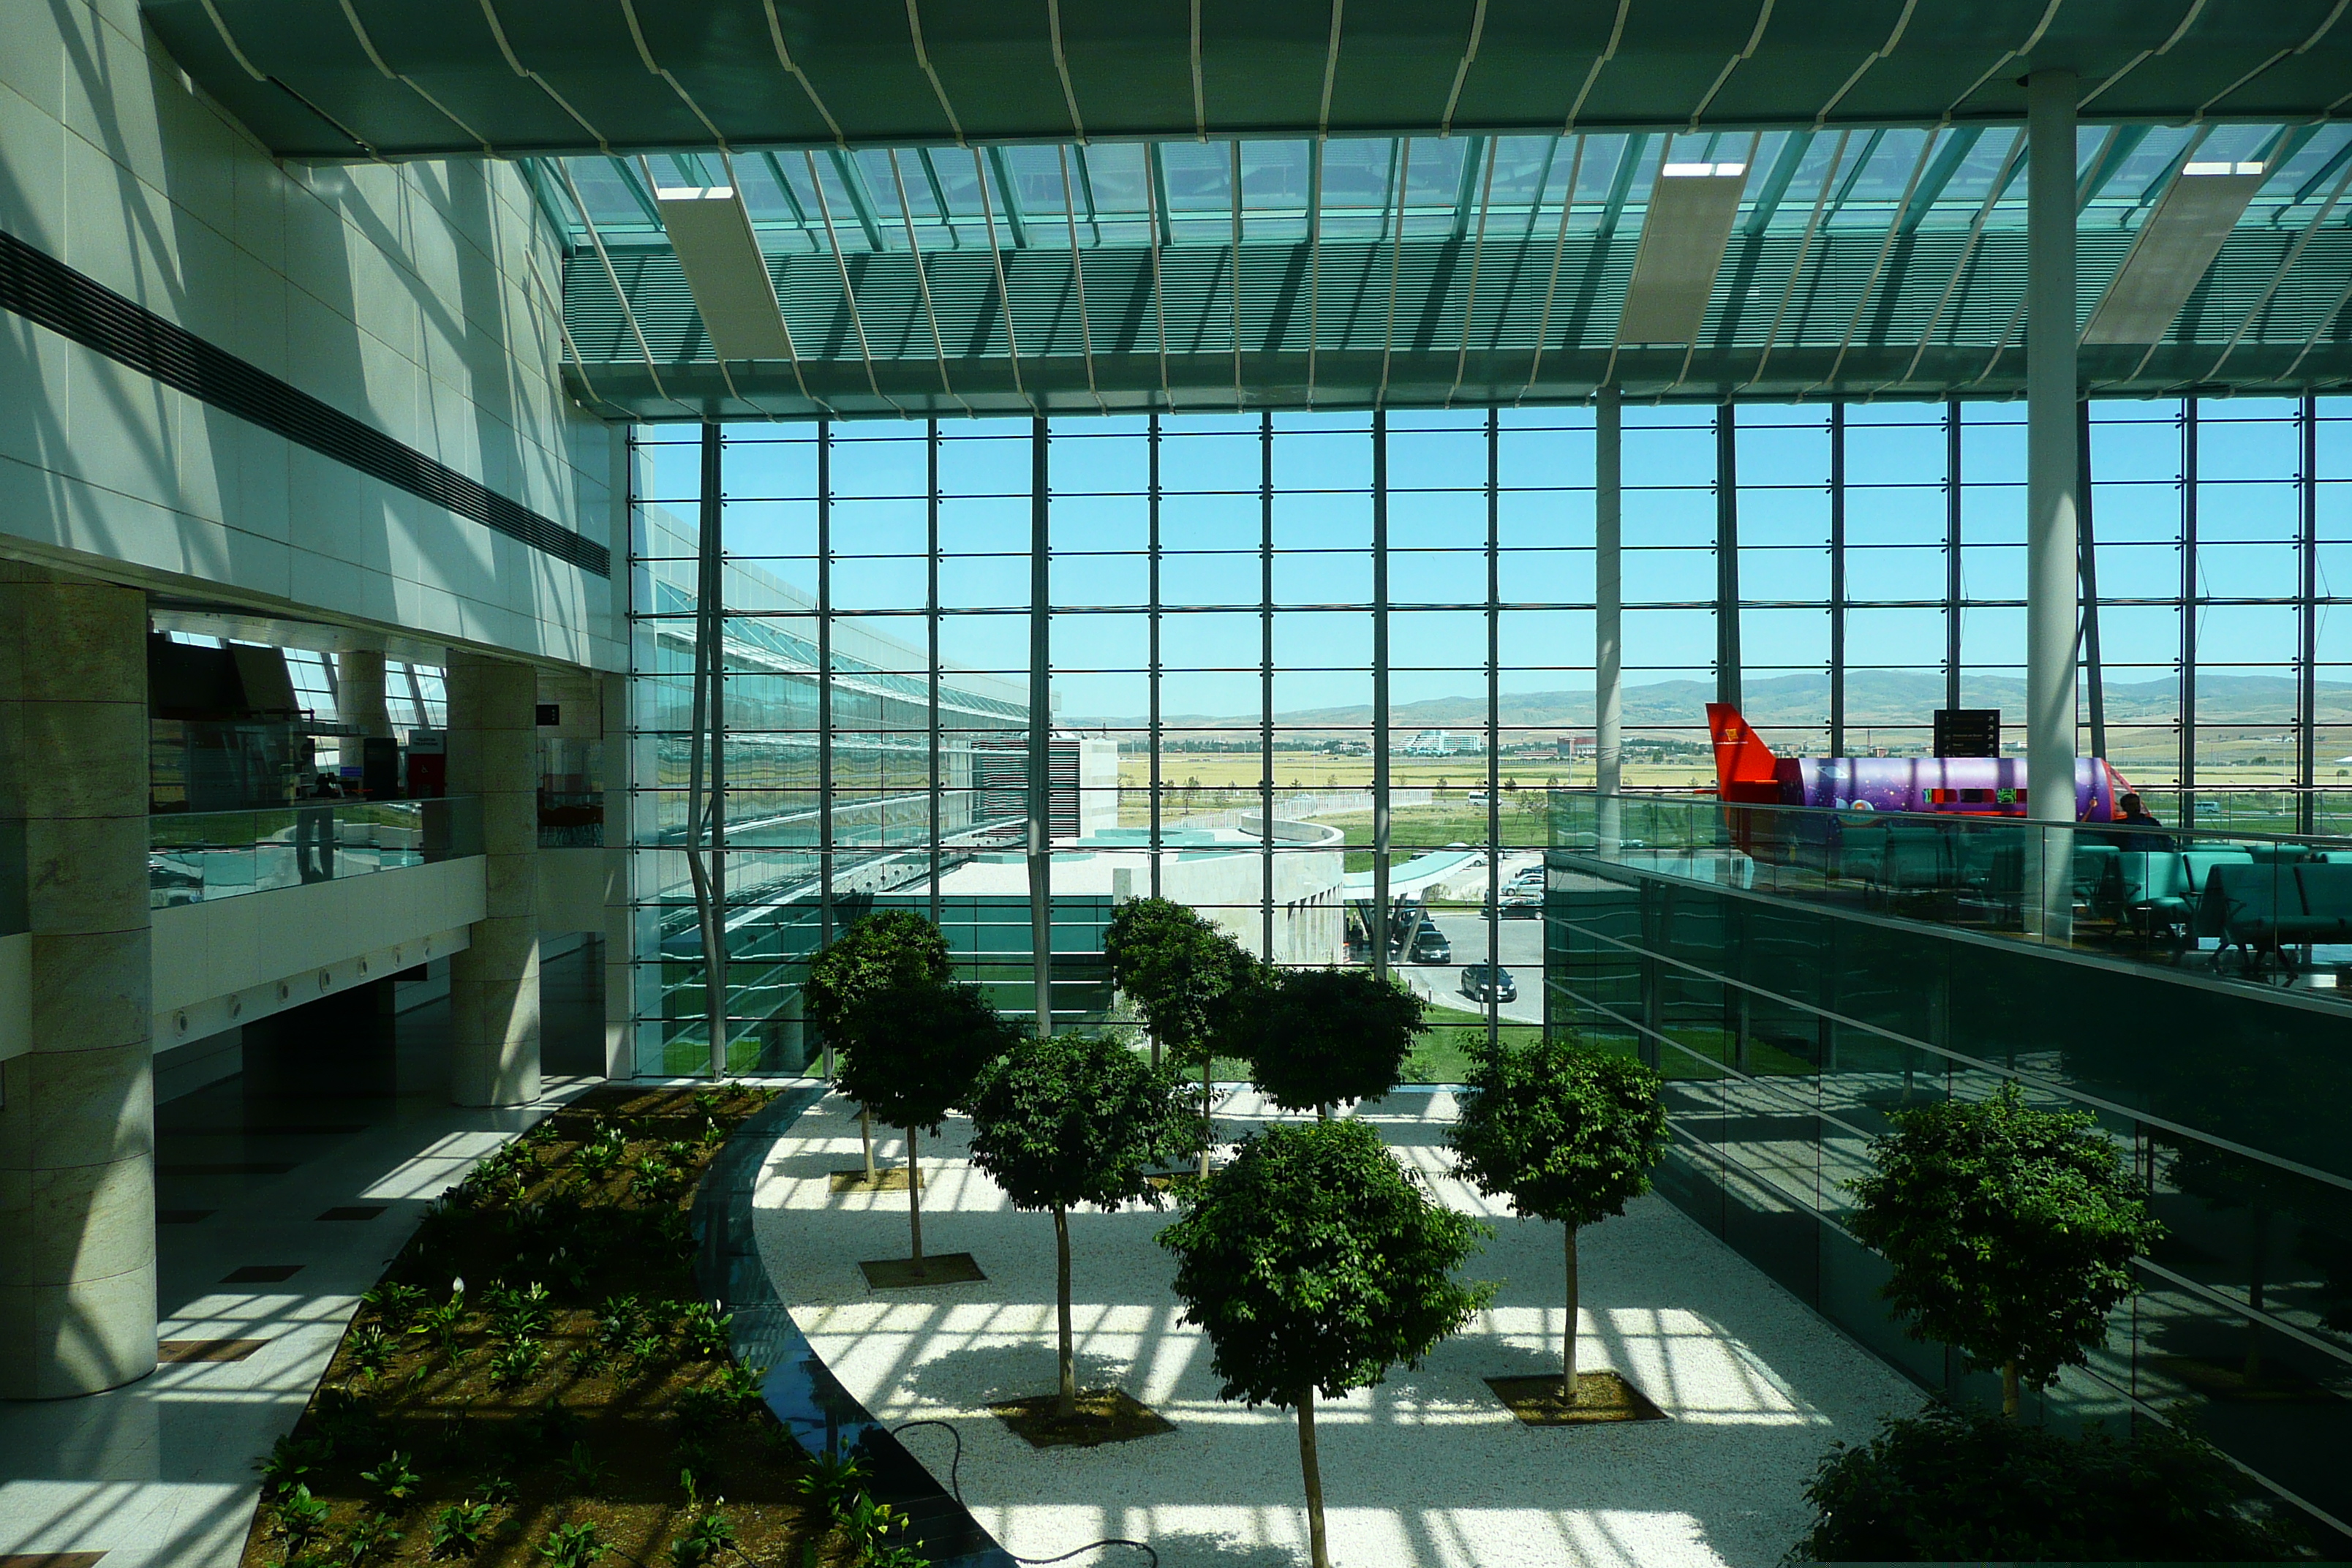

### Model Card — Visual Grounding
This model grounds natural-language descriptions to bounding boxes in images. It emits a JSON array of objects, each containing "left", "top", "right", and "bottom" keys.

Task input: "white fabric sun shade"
[
  {"left": 655, "top": 186, "right": 794, "bottom": 361},
  {"left": 2083, "top": 164, "right": 2267, "bottom": 346},
  {"left": 1615, "top": 163, "right": 1749, "bottom": 346}
]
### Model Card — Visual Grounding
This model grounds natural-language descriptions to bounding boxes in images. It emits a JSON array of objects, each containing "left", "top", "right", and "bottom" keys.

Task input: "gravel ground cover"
[{"left": 755, "top": 1086, "right": 1918, "bottom": 1568}]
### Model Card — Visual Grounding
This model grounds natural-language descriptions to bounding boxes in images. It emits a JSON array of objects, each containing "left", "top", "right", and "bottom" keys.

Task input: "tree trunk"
[
  {"left": 2000, "top": 1360, "right": 2020, "bottom": 1418},
  {"left": 906, "top": 1126, "right": 925, "bottom": 1275},
  {"left": 1562, "top": 1222, "right": 1581, "bottom": 1406},
  {"left": 1297, "top": 1386, "right": 1331, "bottom": 1568},
  {"left": 860, "top": 1107, "right": 876, "bottom": 1183},
  {"left": 1200, "top": 1059, "right": 1213, "bottom": 1180},
  {"left": 1054, "top": 1205, "right": 1077, "bottom": 1417}
]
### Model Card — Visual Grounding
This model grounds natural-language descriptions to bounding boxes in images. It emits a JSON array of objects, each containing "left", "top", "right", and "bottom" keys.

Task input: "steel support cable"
[
  {"left": 1145, "top": 151, "right": 1173, "bottom": 408},
  {"left": 2276, "top": 259, "right": 2352, "bottom": 384},
  {"left": 2078, "top": 0, "right": 2201, "bottom": 110},
  {"left": 802, "top": 149, "right": 900, "bottom": 412},
  {"left": 1940, "top": 0, "right": 2065, "bottom": 122},
  {"left": 2193, "top": 0, "right": 2352, "bottom": 121},
  {"left": 1881, "top": 131, "right": 2026, "bottom": 392},
  {"left": 515, "top": 176, "right": 633, "bottom": 421},
  {"left": 2195, "top": 155, "right": 2352, "bottom": 386},
  {"left": 1561, "top": 0, "right": 1632, "bottom": 132},
  {"left": 1316, "top": 0, "right": 1345, "bottom": 138},
  {"left": 887, "top": 149, "right": 968, "bottom": 410},
  {"left": 1189, "top": 0, "right": 1206, "bottom": 141},
  {"left": 1444, "top": 138, "right": 1500, "bottom": 407},
  {"left": 971, "top": 148, "right": 1026, "bottom": 406},
  {"left": 1739, "top": 129, "right": 1850, "bottom": 392},
  {"left": 1811, "top": 0, "right": 1918, "bottom": 129},
  {"left": 1373, "top": 138, "right": 1414, "bottom": 407},
  {"left": 1057, "top": 146, "right": 1107, "bottom": 414},
  {"left": 1437, "top": 0, "right": 1488, "bottom": 138},
  {"left": 555, "top": 160, "right": 691, "bottom": 418},
  {"left": 1047, "top": 0, "right": 1086, "bottom": 143},
  {"left": 1306, "top": 137, "right": 1326, "bottom": 406},
  {"left": 1515, "top": 135, "right": 1586, "bottom": 404},
  {"left": 1803, "top": 129, "right": 1940, "bottom": 397},
  {"left": 1230, "top": 140, "right": 1246, "bottom": 409},
  {"left": 1685, "top": 0, "right": 1776, "bottom": 132},
  {"left": 334, "top": 0, "right": 492, "bottom": 151},
  {"left": 761, "top": 0, "right": 847, "bottom": 143},
  {"left": 905, "top": 0, "right": 966, "bottom": 145},
  {"left": 619, "top": 0, "right": 730, "bottom": 147},
  {"left": 685, "top": 424, "right": 728, "bottom": 1081},
  {"left": 478, "top": 0, "right": 611, "bottom": 153}
]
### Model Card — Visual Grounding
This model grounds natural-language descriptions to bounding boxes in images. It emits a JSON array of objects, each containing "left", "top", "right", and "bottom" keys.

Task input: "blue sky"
[{"left": 634, "top": 397, "right": 2349, "bottom": 721}]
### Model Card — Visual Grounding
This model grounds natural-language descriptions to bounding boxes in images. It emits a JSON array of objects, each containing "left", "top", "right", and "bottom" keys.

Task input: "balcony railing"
[{"left": 148, "top": 797, "right": 483, "bottom": 909}]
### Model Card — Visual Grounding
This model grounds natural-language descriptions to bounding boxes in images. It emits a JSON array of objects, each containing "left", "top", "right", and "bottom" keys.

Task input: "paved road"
[{"left": 1397, "top": 904, "right": 1545, "bottom": 1024}]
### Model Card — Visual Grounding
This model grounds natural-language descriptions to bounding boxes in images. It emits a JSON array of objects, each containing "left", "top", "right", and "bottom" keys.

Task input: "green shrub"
[
  {"left": 430, "top": 1499, "right": 494, "bottom": 1560},
  {"left": 360, "top": 1449, "right": 420, "bottom": 1506},
  {"left": 489, "top": 1338, "right": 543, "bottom": 1389},
  {"left": 1791, "top": 1401, "right": 2302, "bottom": 1562},
  {"left": 537, "top": 1521, "right": 606, "bottom": 1567}
]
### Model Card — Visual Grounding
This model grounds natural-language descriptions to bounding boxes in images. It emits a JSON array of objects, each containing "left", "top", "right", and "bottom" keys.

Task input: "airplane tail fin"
[{"left": 1705, "top": 703, "right": 1783, "bottom": 803}]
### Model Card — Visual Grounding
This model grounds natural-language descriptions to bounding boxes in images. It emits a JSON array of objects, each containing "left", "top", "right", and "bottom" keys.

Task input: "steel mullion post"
[
  {"left": 817, "top": 419, "right": 832, "bottom": 985},
  {"left": 927, "top": 418, "right": 943, "bottom": 926},
  {"left": 2301, "top": 392, "right": 2319, "bottom": 834},
  {"left": 1945, "top": 399, "right": 1962, "bottom": 715},
  {"left": 1261, "top": 411, "right": 1275, "bottom": 965},
  {"left": 2182, "top": 398, "right": 2199, "bottom": 810},
  {"left": 1830, "top": 402, "right": 1847, "bottom": 755},
  {"left": 1149, "top": 416, "right": 1163, "bottom": 898},
  {"left": 1029, "top": 416, "right": 1054, "bottom": 1038},
  {"left": 1372, "top": 410, "right": 1391, "bottom": 982},
  {"left": 2080, "top": 399, "right": 2108, "bottom": 764},
  {"left": 1486, "top": 408, "right": 1501, "bottom": 1058},
  {"left": 1717, "top": 402, "right": 1741, "bottom": 708}
]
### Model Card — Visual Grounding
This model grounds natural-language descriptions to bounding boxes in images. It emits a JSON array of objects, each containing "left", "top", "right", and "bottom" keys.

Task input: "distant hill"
[{"left": 1072, "top": 670, "right": 2351, "bottom": 731}]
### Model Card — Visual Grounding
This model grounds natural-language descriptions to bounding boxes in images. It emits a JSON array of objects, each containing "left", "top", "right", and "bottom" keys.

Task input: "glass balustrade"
[{"left": 147, "top": 796, "right": 483, "bottom": 909}]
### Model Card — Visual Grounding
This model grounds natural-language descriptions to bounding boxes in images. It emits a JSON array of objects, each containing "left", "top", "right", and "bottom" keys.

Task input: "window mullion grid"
[
  {"left": 1716, "top": 404, "right": 1741, "bottom": 707},
  {"left": 818, "top": 421, "right": 834, "bottom": 968},
  {"left": 1946, "top": 399, "right": 1962, "bottom": 715},
  {"left": 1372, "top": 410, "right": 1391, "bottom": 981},
  {"left": 1261, "top": 410, "right": 1276, "bottom": 965},
  {"left": 2301, "top": 392, "right": 2320, "bottom": 834},
  {"left": 1029, "top": 416, "right": 1053, "bottom": 1037},
  {"left": 927, "top": 418, "right": 943, "bottom": 926},
  {"left": 2182, "top": 399, "right": 2199, "bottom": 804},
  {"left": 1830, "top": 402, "right": 1847, "bottom": 755},
  {"left": 1486, "top": 407, "right": 1501, "bottom": 1057},
  {"left": 1149, "top": 416, "right": 1164, "bottom": 900}
]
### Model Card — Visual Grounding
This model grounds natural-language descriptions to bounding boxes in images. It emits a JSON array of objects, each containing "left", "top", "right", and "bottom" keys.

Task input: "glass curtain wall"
[{"left": 626, "top": 396, "right": 2350, "bottom": 1070}]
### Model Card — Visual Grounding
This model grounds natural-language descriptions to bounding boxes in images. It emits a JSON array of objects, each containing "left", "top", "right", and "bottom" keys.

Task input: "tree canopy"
[
  {"left": 1795, "top": 1401, "right": 2300, "bottom": 1562},
  {"left": 804, "top": 911, "right": 952, "bottom": 1053},
  {"left": 967, "top": 1033, "right": 1197, "bottom": 1217},
  {"left": 1447, "top": 1038, "right": 1669, "bottom": 1228},
  {"left": 1101, "top": 897, "right": 1258, "bottom": 1068},
  {"left": 1159, "top": 1117, "right": 1490, "bottom": 1406},
  {"left": 1242, "top": 968, "right": 1427, "bottom": 1115},
  {"left": 1844, "top": 1082, "right": 2161, "bottom": 1405},
  {"left": 831, "top": 976, "right": 1019, "bottom": 1137}
]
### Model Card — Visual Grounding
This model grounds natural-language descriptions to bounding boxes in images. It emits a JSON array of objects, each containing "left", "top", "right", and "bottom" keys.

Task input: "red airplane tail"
[{"left": 1705, "top": 703, "right": 1784, "bottom": 804}]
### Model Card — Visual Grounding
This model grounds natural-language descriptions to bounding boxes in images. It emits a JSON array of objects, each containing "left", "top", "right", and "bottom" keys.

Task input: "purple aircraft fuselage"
[{"left": 1706, "top": 704, "right": 2127, "bottom": 821}]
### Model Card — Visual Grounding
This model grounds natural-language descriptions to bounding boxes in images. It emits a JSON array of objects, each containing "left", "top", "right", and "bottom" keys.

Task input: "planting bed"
[{"left": 237, "top": 1084, "right": 893, "bottom": 1568}]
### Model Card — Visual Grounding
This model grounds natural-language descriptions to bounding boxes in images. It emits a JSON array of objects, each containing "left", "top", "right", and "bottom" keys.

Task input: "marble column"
[
  {"left": 335, "top": 648, "right": 392, "bottom": 737},
  {"left": 0, "top": 563, "right": 156, "bottom": 1398},
  {"left": 446, "top": 652, "right": 540, "bottom": 1107}
]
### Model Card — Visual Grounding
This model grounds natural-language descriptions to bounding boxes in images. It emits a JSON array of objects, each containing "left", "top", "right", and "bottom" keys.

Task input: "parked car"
[
  {"left": 1408, "top": 922, "right": 1451, "bottom": 964},
  {"left": 1501, "top": 887, "right": 1542, "bottom": 917},
  {"left": 1460, "top": 964, "right": 1517, "bottom": 1003}
]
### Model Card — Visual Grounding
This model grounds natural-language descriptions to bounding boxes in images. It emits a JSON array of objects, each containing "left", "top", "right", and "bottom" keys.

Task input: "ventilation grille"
[{"left": 0, "top": 229, "right": 608, "bottom": 578}]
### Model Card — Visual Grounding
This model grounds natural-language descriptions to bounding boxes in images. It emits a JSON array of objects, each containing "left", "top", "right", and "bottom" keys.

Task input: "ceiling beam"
[{"left": 655, "top": 184, "right": 795, "bottom": 361}]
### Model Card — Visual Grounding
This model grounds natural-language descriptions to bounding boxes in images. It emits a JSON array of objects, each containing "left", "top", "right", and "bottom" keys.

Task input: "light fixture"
[
  {"left": 655, "top": 186, "right": 794, "bottom": 361},
  {"left": 2083, "top": 163, "right": 2268, "bottom": 345},
  {"left": 1616, "top": 164, "right": 1751, "bottom": 345}
]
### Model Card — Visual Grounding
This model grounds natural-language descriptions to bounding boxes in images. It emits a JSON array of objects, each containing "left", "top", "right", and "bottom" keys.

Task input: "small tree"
[
  {"left": 1243, "top": 968, "right": 1426, "bottom": 1117},
  {"left": 1102, "top": 897, "right": 1262, "bottom": 1175},
  {"left": 1447, "top": 1037, "right": 1669, "bottom": 1404},
  {"left": 1845, "top": 1081, "right": 2162, "bottom": 1417},
  {"left": 1794, "top": 1401, "right": 2300, "bottom": 1562},
  {"left": 966, "top": 1034, "right": 1198, "bottom": 1416},
  {"left": 832, "top": 976, "right": 1019, "bottom": 1275},
  {"left": 1160, "top": 1120, "right": 1489, "bottom": 1568},
  {"left": 807, "top": 911, "right": 954, "bottom": 1180}
]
